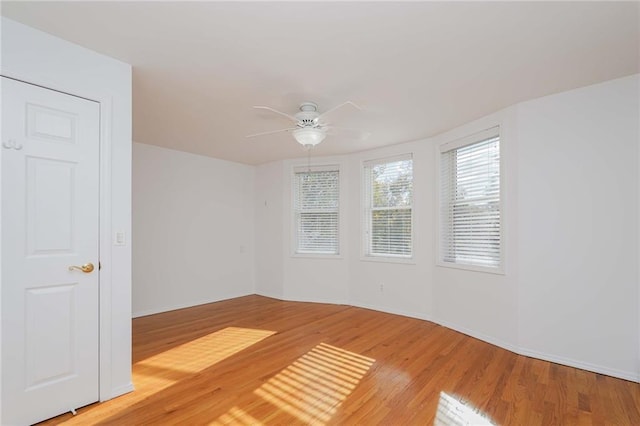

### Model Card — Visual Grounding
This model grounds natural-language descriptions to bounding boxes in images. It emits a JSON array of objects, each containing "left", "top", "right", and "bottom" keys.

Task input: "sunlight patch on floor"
[
  {"left": 435, "top": 392, "right": 495, "bottom": 426},
  {"left": 133, "top": 327, "right": 276, "bottom": 392},
  {"left": 212, "top": 406, "right": 263, "bottom": 426},
  {"left": 250, "top": 342, "right": 375, "bottom": 424},
  {"left": 136, "top": 327, "right": 276, "bottom": 378}
]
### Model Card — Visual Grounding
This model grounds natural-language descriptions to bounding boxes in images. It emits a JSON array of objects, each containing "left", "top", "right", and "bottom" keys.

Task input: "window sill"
[
  {"left": 360, "top": 255, "right": 415, "bottom": 265},
  {"left": 436, "top": 261, "right": 505, "bottom": 275},
  {"left": 291, "top": 253, "right": 343, "bottom": 260}
]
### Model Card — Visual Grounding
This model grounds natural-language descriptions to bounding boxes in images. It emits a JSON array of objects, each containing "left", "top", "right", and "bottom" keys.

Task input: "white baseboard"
[
  {"left": 434, "top": 317, "right": 520, "bottom": 354},
  {"left": 281, "top": 296, "right": 348, "bottom": 306},
  {"left": 103, "top": 382, "right": 134, "bottom": 401},
  {"left": 254, "top": 290, "right": 284, "bottom": 300},
  {"left": 132, "top": 292, "right": 253, "bottom": 318},
  {"left": 350, "top": 300, "right": 431, "bottom": 322},
  {"left": 518, "top": 347, "right": 640, "bottom": 383},
  {"left": 432, "top": 317, "right": 638, "bottom": 383}
]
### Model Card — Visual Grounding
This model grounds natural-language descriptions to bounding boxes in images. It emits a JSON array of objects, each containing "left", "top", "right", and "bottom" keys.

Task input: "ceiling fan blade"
[
  {"left": 246, "top": 127, "right": 298, "bottom": 138},
  {"left": 253, "top": 106, "right": 299, "bottom": 123},
  {"left": 316, "top": 101, "right": 362, "bottom": 122}
]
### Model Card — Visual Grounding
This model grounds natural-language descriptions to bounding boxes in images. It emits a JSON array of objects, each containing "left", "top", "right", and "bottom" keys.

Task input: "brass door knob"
[{"left": 68, "top": 263, "right": 95, "bottom": 273}]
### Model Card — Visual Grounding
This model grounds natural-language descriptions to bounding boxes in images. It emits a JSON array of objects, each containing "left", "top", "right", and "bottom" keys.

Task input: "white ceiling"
[{"left": 3, "top": 1, "right": 638, "bottom": 165}]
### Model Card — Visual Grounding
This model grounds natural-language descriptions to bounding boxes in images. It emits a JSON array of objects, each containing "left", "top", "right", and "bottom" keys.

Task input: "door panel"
[
  {"left": 1, "top": 77, "right": 100, "bottom": 425},
  {"left": 27, "top": 157, "right": 77, "bottom": 255},
  {"left": 27, "top": 103, "right": 78, "bottom": 144},
  {"left": 26, "top": 283, "right": 77, "bottom": 389}
]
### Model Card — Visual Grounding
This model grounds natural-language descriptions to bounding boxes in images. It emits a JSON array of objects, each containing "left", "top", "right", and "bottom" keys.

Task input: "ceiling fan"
[{"left": 246, "top": 101, "right": 365, "bottom": 148}]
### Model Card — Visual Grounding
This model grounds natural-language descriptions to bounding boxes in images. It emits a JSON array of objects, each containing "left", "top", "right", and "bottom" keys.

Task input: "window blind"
[
  {"left": 440, "top": 133, "right": 501, "bottom": 268},
  {"left": 364, "top": 156, "right": 413, "bottom": 257},
  {"left": 293, "top": 168, "right": 339, "bottom": 254}
]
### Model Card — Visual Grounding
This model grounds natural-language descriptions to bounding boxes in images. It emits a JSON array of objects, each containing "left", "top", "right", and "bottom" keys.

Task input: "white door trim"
[{"left": 98, "top": 94, "right": 116, "bottom": 401}]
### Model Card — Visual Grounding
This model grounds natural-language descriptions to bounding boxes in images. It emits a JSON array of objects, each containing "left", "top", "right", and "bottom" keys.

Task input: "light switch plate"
[{"left": 114, "top": 231, "right": 126, "bottom": 246}]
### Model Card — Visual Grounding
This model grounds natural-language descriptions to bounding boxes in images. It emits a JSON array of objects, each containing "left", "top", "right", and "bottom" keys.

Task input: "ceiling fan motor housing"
[{"left": 295, "top": 102, "right": 321, "bottom": 127}]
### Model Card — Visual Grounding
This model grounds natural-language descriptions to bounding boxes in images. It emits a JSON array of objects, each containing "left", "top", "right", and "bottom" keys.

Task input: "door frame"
[{"left": 1, "top": 73, "right": 117, "bottom": 403}]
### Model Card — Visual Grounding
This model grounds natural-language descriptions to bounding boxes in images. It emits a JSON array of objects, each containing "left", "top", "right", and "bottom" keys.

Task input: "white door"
[{"left": 1, "top": 77, "right": 100, "bottom": 425}]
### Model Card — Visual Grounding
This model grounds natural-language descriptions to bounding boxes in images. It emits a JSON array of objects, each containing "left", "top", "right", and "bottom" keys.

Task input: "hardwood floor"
[{"left": 40, "top": 295, "right": 639, "bottom": 425}]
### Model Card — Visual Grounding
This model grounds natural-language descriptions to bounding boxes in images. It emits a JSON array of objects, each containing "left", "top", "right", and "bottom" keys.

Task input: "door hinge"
[{"left": 99, "top": 261, "right": 102, "bottom": 271}]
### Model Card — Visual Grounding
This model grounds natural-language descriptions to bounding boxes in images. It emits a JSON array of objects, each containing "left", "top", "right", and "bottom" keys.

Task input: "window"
[
  {"left": 363, "top": 155, "right": 413, "bottom": 258},
  {"left": 293, "top": 166, "right": 339, "bottom": 255},
  {"left": 439, "top": 127, "right": 502, "bottom": 271}
]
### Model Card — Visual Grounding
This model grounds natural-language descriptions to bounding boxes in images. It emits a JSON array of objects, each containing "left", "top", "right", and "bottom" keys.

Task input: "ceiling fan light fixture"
[{"left": 292, "top": 127, "right": 326, "bottom": 148}]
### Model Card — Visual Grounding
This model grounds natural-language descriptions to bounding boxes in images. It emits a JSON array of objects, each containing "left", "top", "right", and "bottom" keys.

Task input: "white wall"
[
  {"left": 1, "top": 17, "right": 133, "bottom": 406},
  {"left": 254, "top": 74, "right": 639, "bottom": 382},
  {"left": 516, "top": 75, "right": 639, "bottom": 379},
  {"left": 254, "top": 160, "right": 285, "bottom": 299},
  {"left": 132, "top": 143, "right": 255, "bottom": 317}
]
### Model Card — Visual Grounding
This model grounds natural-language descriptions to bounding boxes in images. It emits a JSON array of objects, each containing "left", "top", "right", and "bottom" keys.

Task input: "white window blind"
[
  {"left": 364, "top": 155, "right": 413, "bottom": 257},
  {"left": 440, "top": 130, "right": 501, "bottom": 269},
  {"left": 293, "top": 167, "right": 339, "bottom": 255}
]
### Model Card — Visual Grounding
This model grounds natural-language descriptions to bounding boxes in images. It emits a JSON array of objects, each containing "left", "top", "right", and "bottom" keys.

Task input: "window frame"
[
  {"left": 361, "top": 153, "right": 414, "bottom": 263},
  {"left": 291, "top": 164, "right": 341, "bottom": 258},
  {"left": 437, "top": 126, "right": 505, "bottom": 274}
]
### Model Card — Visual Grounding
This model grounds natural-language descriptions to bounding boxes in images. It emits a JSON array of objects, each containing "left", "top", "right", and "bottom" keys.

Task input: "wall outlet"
[{"left": 379, "top": 283, "right": 384, "bottom": 292}]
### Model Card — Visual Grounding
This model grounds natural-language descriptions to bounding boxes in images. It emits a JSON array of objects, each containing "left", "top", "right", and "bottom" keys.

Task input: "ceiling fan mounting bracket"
[{"left": 299, "top": 102, "right": 318, "bottom": 112}]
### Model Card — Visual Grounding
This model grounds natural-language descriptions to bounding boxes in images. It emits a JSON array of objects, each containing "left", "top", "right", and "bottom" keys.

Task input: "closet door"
[{"left": 2, "top": 77, "right": 100, "bottom": 425}]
